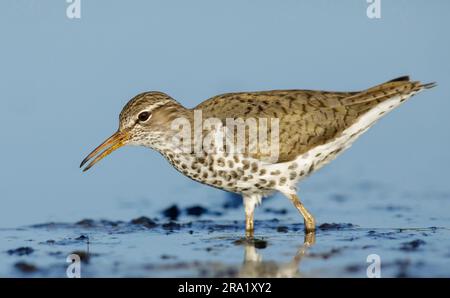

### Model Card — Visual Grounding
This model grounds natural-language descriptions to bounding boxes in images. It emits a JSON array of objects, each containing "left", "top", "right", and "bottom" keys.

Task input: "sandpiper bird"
[{"left": 80, "top": 76, "right": 435, "bottom": 236}]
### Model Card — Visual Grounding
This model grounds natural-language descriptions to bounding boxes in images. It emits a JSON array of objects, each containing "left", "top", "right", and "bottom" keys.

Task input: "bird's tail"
[{"left": 341, "top": 76, "right": 437, "bottom": 106}]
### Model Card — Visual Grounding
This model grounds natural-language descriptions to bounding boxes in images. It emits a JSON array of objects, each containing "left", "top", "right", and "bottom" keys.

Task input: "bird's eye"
[{"left": 138, "top": 111, "right": 151, "bottom": 122}]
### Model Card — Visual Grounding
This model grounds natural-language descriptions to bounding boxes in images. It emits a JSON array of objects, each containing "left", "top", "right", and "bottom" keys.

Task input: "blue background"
[{"left": 0, "top": 0, "right": 448, "bottom": 227}]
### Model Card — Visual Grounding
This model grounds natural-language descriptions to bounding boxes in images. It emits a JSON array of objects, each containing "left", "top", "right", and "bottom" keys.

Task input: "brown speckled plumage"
[
  {"left": 195, "top": 77, "right": 433, "bottom": 162},
  {"left": 81, "top": 76, "right": 436, "bottom": 237}
]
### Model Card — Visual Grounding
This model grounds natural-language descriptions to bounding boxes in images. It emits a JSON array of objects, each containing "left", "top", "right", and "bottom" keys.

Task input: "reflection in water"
[{"left": 238, "top": 232, "right": 315, "bottom": 277}]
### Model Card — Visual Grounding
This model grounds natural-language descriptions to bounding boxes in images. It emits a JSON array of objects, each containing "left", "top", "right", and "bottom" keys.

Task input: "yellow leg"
[
  {"left": 245, "top": 210, "right": 254, "bottom": 238},
  {"left": 243, "top": 195, "right": 259, "bottom": 238},
  {"left": 287, "top": 194, "right": 316, "bottom": 232},
  {"left": 303, "top": 231, "right": 316, "bottom": 246}
]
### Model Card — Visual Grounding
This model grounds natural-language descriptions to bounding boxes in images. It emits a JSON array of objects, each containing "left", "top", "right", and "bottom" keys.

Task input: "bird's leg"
[
  {"left": 287, "top": 194, "right": 316, "bottom": 232},
  {"left": 245, "top": 209, "right": 255, "bottom": 238},
  {"left": 243, "top": 195, "right": 257, "bottom": 238},
  {"left": 303, "top": 230, "right": 316, "bottom": 246}
]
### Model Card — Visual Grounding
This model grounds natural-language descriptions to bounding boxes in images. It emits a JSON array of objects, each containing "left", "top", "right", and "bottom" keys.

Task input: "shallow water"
[{"left": 2, "top": 183, "right": 450, "bottom": 278}]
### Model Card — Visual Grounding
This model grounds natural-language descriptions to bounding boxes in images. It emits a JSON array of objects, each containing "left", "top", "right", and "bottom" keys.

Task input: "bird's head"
[{"left": 80, "top": 91, "right": 186, "bottom": 172}]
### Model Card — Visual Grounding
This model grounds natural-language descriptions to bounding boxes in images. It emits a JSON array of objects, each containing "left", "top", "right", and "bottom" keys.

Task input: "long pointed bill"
[{"left": 80, "top": 130, "right": 130, "bottom": 172}]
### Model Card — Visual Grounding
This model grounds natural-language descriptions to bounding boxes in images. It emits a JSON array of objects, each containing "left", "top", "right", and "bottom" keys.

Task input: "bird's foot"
[
  {"left": 245, "top": 228, "right": 255, "bottom": 239},
  {"left": 304, "top": 217, "right": 316, "bottom": 234},
  {"left": 304, "top": 230, "right": 316, "bottom": 246}
]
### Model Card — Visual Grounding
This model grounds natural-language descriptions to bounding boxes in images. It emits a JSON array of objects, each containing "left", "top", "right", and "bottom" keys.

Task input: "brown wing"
[{"left": 194, "top": 76, "right": 431, "bottom": 162}]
